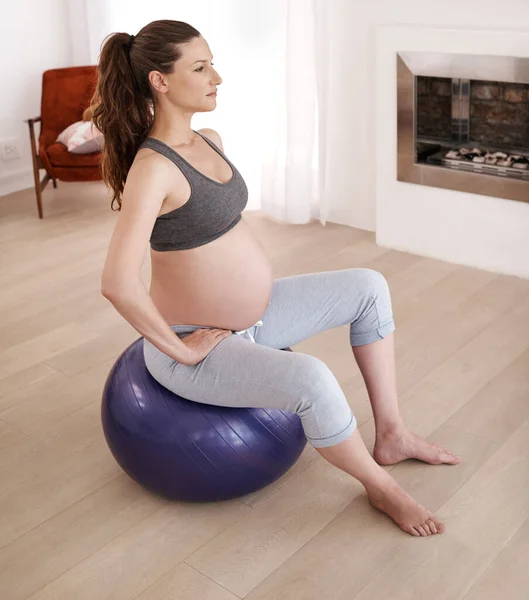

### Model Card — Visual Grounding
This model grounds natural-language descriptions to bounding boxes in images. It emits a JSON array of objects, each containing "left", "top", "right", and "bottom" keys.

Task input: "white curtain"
[
  {"left": 259, "top": 0, "right": 330, "bottom": 225},
  {"left": 67, "top": 0, "right": 332, "bottom": 225}
]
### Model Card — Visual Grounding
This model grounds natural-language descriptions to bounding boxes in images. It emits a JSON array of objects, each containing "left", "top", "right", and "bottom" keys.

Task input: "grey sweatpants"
[{"left": 143, "top": 268, "right": 395, "bottom": 448}]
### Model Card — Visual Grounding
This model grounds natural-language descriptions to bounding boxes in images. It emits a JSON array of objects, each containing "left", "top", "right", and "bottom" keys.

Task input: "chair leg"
[
  {"left": 31, "top": 168, "right": 52, "bottom": 218},
  {"left": 33, "top": 171, "right": 44, "bottom": 219},
  {"left": 27, "top": 120, "right": 44, "bottom": 218},
  {"left": 26, "top": 119, "right": 56, "bottom": 218}
]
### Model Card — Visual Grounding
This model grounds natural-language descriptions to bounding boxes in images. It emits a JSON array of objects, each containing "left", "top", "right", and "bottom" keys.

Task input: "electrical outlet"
[{"left": 1, "top": 139, "right": 20, "bottom": 161}]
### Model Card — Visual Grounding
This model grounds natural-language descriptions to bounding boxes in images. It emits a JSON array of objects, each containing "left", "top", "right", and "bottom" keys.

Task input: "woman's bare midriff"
[{"left": 149, "top": 216, "right": 274, "bottom": 330}]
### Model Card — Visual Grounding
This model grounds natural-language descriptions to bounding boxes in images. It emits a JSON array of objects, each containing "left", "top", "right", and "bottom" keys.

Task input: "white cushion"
[{"left": 56, "top": 120, "right": 104, "bottom": 154}]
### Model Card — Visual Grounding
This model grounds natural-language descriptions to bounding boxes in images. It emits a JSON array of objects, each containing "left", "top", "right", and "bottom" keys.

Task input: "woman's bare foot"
[
  {"left": 373, "top": 427, "right": 461, "bottom": 466},
  {"left": 366, "top": 473, "right": 445, "bottom": 536}
]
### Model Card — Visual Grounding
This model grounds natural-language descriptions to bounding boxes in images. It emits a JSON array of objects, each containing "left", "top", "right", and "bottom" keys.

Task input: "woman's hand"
[{"left": 178, "top": 328, "right": 232, "bottom": 366}]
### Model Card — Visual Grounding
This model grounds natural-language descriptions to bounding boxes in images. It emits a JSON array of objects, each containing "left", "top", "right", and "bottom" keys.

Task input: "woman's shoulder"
[
  {"left": 128, "top": 144, "right": 182, "bottom": 189},
  {"left": 196, "top": 128, "right": 224, "bottom": 152}
]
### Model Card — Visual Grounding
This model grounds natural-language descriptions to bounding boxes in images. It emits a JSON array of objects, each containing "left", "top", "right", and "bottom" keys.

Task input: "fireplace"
[{"left": 397, "top": 52, "right": 529, "bottom": 203}]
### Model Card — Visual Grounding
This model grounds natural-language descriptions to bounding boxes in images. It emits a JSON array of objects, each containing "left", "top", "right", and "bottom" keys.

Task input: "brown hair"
[{"left": 91, "top": 20, "right": 201, "bottom": 211}]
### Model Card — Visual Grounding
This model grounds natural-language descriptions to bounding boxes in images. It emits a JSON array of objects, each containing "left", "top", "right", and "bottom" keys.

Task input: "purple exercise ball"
[{"left": 101, "top": 338, "right": 307, "bottom": 502}]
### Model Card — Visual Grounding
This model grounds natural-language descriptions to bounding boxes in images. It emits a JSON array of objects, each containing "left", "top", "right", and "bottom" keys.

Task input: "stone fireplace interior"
[
  {"left": 397, "top": 52, "right": 529, "bottom": 203},
  {"left": 416, "top": 77, "right": 529, "bottom": 180}
]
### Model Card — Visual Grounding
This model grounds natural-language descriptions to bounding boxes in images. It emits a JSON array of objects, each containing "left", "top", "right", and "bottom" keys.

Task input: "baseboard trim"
[{"left": 0, "top": 168, "right": 35, "bottom": 197}]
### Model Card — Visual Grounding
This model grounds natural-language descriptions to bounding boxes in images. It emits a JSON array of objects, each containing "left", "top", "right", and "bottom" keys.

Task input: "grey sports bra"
[{"left": 138, "top": 130, "right": 248, "bottom": 251}]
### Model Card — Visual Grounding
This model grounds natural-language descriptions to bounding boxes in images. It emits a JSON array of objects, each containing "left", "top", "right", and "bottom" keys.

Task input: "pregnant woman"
[{"left": 94, "top": 19, "right": 460, "bottom": 537}]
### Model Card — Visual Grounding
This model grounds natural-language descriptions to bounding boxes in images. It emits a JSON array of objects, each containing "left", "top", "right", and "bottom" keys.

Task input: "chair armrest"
[{"left": 26, "top": 117, "right": 42, "bottom": 163}]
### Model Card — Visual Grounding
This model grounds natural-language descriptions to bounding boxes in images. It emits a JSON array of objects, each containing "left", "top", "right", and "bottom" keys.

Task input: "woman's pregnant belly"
[{"left": 149, "top": 218, "right": 274, "bottom": 330}]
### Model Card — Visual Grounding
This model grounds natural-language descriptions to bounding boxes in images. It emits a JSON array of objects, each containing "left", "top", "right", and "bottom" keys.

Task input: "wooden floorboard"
[{"left": 1, "top": 181, "right": 527, "bottom": 600}]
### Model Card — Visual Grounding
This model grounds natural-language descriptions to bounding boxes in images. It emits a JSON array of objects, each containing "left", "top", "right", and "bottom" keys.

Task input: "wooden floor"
[{"left": 1, "top": 181, "right": 529, "bottom": 600}]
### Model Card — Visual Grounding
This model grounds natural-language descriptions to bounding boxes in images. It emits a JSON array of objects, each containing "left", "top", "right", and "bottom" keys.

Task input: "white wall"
[
  {"left": 327, "top": 0, "right": 529, "bottom": 231},
  {"left": 0, "top": 0, "right": 72, "bottom": 195},
  {"left": 376, "top": 26, "right": 529, "bottom": 280}
]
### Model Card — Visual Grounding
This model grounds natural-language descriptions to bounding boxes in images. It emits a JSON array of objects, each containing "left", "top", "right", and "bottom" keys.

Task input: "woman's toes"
[
  {"left": 422, "top": 521, "right": 433, "bottom": 535},
  {"left": 436, "top": 445, "right": 461, "bottom": 463},
  {"left": 426, "top": 518, "right": 438, "bottom": 534},
  {"left": 444, "top": 449, "right": 460, "bottom": 459},
  {"left": 415, "top": 524, "right": 429, "bottom": 536}
]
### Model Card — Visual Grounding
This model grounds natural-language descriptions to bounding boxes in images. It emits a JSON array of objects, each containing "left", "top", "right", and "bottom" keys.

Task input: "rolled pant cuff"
[
  {"left": 350, "top": 319, "right": 395, "bottom": 347},
  {"left": 306, "top": 413, "right": 357, "bottom": 448}
]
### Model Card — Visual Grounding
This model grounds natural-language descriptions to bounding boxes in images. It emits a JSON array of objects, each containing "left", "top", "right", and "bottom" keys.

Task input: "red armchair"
[{"left": 25, "top": 66, "right": 103, "bottom": 218}]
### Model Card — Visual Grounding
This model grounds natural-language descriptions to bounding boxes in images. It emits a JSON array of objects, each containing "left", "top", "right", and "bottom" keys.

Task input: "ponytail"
[{"left": 91, "top": 20, "right": 201, "bottom": 210}]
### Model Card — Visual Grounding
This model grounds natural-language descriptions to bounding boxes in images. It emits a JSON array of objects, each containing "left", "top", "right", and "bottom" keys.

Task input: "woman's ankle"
[{"left": 362, "top": 466, "right": 395, "bottom": 493}]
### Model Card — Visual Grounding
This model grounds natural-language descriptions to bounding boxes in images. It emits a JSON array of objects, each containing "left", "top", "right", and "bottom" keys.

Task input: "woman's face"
[{"left": 150, "top": 36, "right": 222, "bottom": 111}]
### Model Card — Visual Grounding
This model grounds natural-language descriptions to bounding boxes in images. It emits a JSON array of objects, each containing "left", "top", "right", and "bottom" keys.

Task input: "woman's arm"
[
  {"left": 102, "top": 279, "right": 192, "bottom": 364},
  {"left": 101, "top": 152, "right": 192, "bottom": 364}
]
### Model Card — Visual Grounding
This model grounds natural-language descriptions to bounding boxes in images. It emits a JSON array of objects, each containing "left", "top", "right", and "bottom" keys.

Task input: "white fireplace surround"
[{"left": 375, "top": 26, "right": 529, "bottom": 279}]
